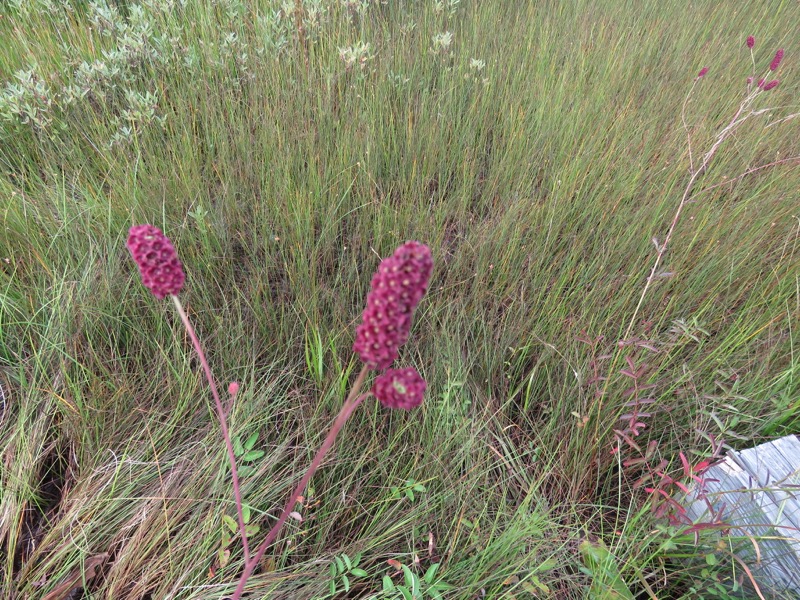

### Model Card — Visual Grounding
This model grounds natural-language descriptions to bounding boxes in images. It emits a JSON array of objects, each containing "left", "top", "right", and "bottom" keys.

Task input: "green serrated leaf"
[
  {"left": 242, "top": 449, "right": 265, "bottom": 461},
  {"left": 342, "top": 574, "right": 350, "bottom": 592},
  {"left": 705, "top": 553, "right": 718, "bottom": 566},
  {"left": 412, "top": 483, "right": 426, "bottom": 492},
  {"left": 343, "top": 554, "right": 352, "bottom": 570},
  {"left": 329, "top": 580, "right": 336, "bottom": 595},
  {"left": 397, "top": 585, "right": 412, "bottom": 600},
  {"left": 423, "top": 563, "right": 440, "bottom": 584},
  {"left": 383, "top": 575, "right": 395, "bottom": 593},
  {"left": 335, "top": 556, "right": 345, "bottom": 573},
  {"left": 390, "top": 486, "right": 400, "bottom": 498},
  {"left": 350, "top": 568, "right": 368, "bottom": 577},
  {"left": 330, "top": 562, "right": 338, "bottom": 578},
  {"left": 222, "top": 515, "right": 238, "bottom": 534},
  {"left": 245, "top": 524, "right": 260, "bottom": 536},
  {"left": 238, "top": 465, "right": 255, "bottom": 477},
  {"left": 406, "top": 489, "right": 415, "bottom": 502},
  {"left": 233, "top": 437, "right": 245, "bottom": 457},
  {"left": 352, "top": 553, "right": 361, "bottom": 567},
  {"left": 241, "top": 504, "right": 251, "bottom": 524},
  {"left": 244, "top": 431, "right": 259, "bottom": 451}
]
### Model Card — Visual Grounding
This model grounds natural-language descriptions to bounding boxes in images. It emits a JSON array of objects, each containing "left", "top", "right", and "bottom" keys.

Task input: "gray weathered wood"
[{"left": 682, "top": 435, "right": 800, "bottom": 594}]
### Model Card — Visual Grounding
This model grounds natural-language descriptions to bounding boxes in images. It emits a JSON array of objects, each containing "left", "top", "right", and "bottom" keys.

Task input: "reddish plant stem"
[
  {"left": 228, "top": 366, "right": 370, "bottom": 600},
  {"left": 171, "top": 295, "right": 250, "bottom": 562},
  {"left": 623, "top": 97, "right": 751, "bottom": 340}
]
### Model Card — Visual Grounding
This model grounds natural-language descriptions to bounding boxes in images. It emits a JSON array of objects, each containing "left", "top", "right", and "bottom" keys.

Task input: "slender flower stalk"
[
  {"left": 229, "top": 367, "right": 370, "bottom": 600},
  {"left": 127, "top": 225, "right": 251, "bottom": 561},
  {"left": 228, "top": 241, "right": 431, "bottom": 599},
  {"left": 171, "top": 296, "right": 251, "bottom": 562}
]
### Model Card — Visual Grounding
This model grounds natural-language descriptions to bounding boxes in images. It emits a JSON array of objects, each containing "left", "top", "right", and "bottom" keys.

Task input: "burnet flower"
[
  {"left": 127, "top": 224, "right": 185, "bottom": 299},
  {"left": 770, "top": 49, "right": 784, "bottom": 71},
  {"left": 372, "top": 367, "right": 426, "bottom": 410},
  {"left": 353, "top": 241, "right": 433, "bottom": 370}
]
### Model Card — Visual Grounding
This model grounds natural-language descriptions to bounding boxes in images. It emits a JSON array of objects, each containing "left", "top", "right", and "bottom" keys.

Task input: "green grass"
[{"left": 0, "top": 0, "right": 798, "bottom": 598}]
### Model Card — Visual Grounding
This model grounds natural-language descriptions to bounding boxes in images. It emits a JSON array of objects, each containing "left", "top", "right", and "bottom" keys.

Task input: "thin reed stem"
[{"left": 171, "top": 295, "right": 251, "bottom": 562}]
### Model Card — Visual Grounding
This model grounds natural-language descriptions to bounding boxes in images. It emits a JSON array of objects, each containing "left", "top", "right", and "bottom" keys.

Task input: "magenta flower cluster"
[
  {"left": 372, "top": 368, "right": 426, "bottom": 410},
  {"left": 697, "top": 67, "right": 709, "bottom": 79},
  {"left": 746, "top": 35, "right": 755, "bottom": 49},
  {"left": 770, "top": 49, "right": 784, "bottom": 71},
  {"left": 127, "top": 224, "right": 185, "bottom": 299},
  {"left": 353, "top": 241, "right": 433, "bottom": 370}
]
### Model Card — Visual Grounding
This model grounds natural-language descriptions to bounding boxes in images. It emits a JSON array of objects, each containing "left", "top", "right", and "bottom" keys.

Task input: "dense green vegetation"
[{"left": 1, "top": 1, "right": 798, "bottom": 598}]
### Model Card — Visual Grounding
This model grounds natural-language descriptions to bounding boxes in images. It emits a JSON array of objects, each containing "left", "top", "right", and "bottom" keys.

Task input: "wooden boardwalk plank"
[{"left": 681, "top": 435, "right": 800, "bottom": 593}]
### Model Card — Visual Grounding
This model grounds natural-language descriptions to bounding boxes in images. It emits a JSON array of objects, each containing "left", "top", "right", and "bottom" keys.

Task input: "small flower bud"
[
  {"left": 746, "top": 36, "right": 755, "bottom": 49},
  {"left": 769, "top": 49, "right": 784, "bottom": 71},
  {"left": 762, "top": 79, "right": 779, "bottom": 91},
  {"left": 372, "top": 368, "right": 426, "bottom": 410},
  {"left": 757, "top": 78, "right": 765, "bottom": 88},
  {"left": 697, "top": 67, "right": 708, "bottom": 78},
  {"left": 127, "top": 224, "right": 185, "bottom": 299}
]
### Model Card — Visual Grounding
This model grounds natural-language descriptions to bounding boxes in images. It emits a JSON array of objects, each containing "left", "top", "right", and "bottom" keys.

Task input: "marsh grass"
[{"left": 1, "top": 0, "right": 799, "bottom": 598}]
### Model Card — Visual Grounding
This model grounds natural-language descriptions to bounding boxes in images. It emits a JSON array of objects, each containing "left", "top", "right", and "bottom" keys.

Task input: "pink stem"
[
  {"left": 171, "top": 295, "right": 251, "bottom": 562},
  {"left": 228, "top": 366, "right": 370, "bottom": 600}
]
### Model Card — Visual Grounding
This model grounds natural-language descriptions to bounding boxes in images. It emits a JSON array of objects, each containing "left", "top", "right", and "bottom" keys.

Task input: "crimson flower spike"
[
  {"left": 353, "top": 241, "right": 433, "bottom": 370},
  {"left": 746, "top": 36, "right": 755, "bottom": 49},
  {"left": 770, "top": 49, "right": 784, "bottom": 71},
  {"left": 697, "top": 67, "right": 709, "bottom": 78},
  {"left": 127, "top": 224, "right": 186, "bottom": 299}
]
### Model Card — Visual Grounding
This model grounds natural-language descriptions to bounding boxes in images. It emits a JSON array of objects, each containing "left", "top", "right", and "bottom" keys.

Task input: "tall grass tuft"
[{"left": 1, "top": 0, "right": 798, "bottom": 598}]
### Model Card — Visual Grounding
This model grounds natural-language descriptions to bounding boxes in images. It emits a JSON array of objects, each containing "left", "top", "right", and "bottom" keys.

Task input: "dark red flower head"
[
  {"left": 353, "top": 241, "right": 433, "bottom": 370},
  {"left": 697, "top": 67, "right": 708, "bottom": 78},
  {"left": 762, "top": 79, "right": 779, "bottom": 91},
  {"left": 372, "top": 367, "right": 426, "bottom": 410},
  {"left": 127, "top": 224, "right": 185, "bottom": 299},
  {"left": 770, "top": 49, "right": 784, "bottom": 71},
  {"left": 746, "top": 36, "right": 755, "bottom": 49}
]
